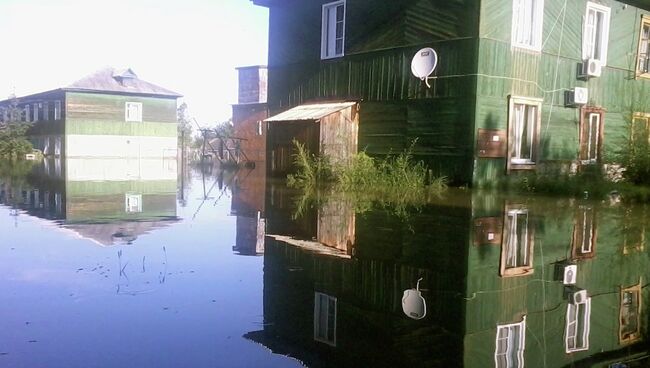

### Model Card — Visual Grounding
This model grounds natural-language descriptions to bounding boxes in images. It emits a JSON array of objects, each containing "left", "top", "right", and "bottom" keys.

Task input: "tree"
[
  {"left": 177, "top": 102, "right": 193, "bottom": 149},
  {"left": 0, "top": 96, "right": 33, "bottom": 159}
]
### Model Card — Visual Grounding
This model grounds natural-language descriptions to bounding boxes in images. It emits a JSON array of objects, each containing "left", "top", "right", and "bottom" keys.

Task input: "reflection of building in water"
[
  {"left": 230, "top": 167, "right": 267, "bottom": 256},
  {"left": 0, "top": 67, "right": 180, "bottom": 159},
  {"left": 0, "top": 156, "right": 178, "bottom": 246},
  {"left": 248, "top": 191, "right": 650, "bottom": 367}
]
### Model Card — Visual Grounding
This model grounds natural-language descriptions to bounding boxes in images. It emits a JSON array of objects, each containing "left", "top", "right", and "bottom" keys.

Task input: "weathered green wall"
[
  {"left": 266, "top": 0, "right": 481, "bottom": 184},
  {"left": 474, "top": 0, "right": 650, "bottom": 186},
  {"left": 65, "top": 92, "right": 177, "bottom": 137}
]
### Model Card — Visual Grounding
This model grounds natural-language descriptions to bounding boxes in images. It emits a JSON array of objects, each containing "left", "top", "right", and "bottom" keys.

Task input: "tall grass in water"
[{"left": 287, "top": 140, "right": 447, "bottom": 216}]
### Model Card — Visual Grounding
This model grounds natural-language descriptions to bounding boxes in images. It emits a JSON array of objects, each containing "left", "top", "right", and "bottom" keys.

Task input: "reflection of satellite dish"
[
  {"left": 411, "top": 48, "right": 438, "bottom": 81},
  {"left": 402, "top": 278, "right": 426, "bottom": 320}
]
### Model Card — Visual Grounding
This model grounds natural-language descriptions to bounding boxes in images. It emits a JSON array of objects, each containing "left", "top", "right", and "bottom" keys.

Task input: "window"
[
  {"left": 125, "top": 193, "right": 142, "bottom": 213},
  {"left": 572, "top": 206, "right": 597, "bottom": 259},
  {"left": 24, "top": 105, "right": 30, "bottom": 122},
  {"left": 582, "top": 2, "right": 610, "bottom": 65},
  {"left": 321, "top": 1, "right": 345, "bottom": 59},
  {"left": 631, "top": 113, "right": 650, "bottom": 144},
  {"left": 566, "top": 294, "right": 591, "bottom": 353},
  {"left": 620, "top": 284, "right": 641, "bottom": 344},
  {"left": 508, "top": 96, "right": 542, "bottom": 170},
  {"left": 33, "top": 103, "right": 39, "bottom": 122},
  {"left": 125, "top": 102, "right": 142, "bottom": 122},
  {"left": 495, "top": 317, "right": 526, "bottom": 368},
  {"left": 54, "top": 100, "right": 61, "bottom": 120},
  {"left": 637, "top": 16, "right": 650, "bottom": 77},
  {"left": 43, "top": 102, "right": 49, "bottom": 121},
  {"left": 511, "top": 0, "right": 544, "bottom": 51},
  {"left": 579, "top": 108, "right": 604, "bottom": 164},
  {"left": 314, "top": 292, "right": 337, "bottom": 346},
  {"left": 500, "top": 205, "right": 534, "bottom": 277}
]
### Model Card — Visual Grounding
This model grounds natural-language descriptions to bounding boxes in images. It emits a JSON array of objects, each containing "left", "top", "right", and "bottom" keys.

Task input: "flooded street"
[{"left": 1, "top": 159, "right": 650, "bottom": 367}]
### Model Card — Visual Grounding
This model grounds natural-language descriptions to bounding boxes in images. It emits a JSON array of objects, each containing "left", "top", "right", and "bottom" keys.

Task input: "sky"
[{"left": 0, "top": 0, "right": 268, "bottom": 126}]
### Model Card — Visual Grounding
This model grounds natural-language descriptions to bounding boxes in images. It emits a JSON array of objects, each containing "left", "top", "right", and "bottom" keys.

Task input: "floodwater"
[{"left": 1, "top": 158, "right": 650, "bottom": 368}]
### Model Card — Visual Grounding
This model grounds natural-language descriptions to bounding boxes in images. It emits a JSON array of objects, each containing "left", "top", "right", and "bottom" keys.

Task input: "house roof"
[
  {"left": 264, "top": 102, "right": 357, "bottom": 122},
  {"left": 65, "top": 67, "right": 182, "bottom": 98}
]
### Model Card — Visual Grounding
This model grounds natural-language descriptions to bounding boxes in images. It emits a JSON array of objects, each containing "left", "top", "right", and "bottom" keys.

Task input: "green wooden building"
[
  {"left": 0, "top": 68, "right": 181, "bottom": 159},
  {"left": 254, "top": 0, "right": 650, "bottom": 185}
]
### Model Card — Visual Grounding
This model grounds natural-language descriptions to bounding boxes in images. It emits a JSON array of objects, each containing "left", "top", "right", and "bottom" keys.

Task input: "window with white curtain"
[
  {"left": 582, "top": 2, "right": 610, "bottom": 64},
  {"left": 511, "top": 0, "right": 544, "bottom": 51}
]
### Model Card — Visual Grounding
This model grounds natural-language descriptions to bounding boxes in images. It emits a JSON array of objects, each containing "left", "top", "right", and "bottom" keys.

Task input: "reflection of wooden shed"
[{"left": 264, "top": 102, "right": 359, "bottom": 175}]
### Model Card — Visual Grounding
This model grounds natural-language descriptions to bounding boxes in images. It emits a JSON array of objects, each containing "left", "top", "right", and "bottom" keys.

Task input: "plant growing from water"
[{"left": 287, "top": 139, "right": 448, "bottom": 219}]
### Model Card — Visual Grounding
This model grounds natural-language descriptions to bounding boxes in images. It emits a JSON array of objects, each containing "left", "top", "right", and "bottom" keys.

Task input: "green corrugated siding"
[
  {"left": 65, "top": 92, "right": 177, "bottom": 137},
  {"left": 473, "top": 0, "right": 650, "bottom": 185}
]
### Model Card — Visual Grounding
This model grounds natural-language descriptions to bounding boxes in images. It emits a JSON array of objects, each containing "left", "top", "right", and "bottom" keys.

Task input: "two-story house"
[
  {"left": 0, "top": 67, "right": 181, "bottom": 159},
  {"left": 254, "top": 0, "right": 650, "bottom": 185}
]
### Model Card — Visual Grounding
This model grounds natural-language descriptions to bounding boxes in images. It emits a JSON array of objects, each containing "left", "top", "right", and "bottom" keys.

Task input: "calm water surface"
[{"left": 1, "top": 159, "right": 650, "bottom": 367}]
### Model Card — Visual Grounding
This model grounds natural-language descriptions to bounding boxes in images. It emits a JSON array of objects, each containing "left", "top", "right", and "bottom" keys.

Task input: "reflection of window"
[
  {"left": 566, "top": 294, "right": 591, "bottom": 353},
  {"left": 631, "top": 113, "right": 650, "bottom": 144},
  {"left": 314, "top": 292, "right": 337, "bottom": 346},
  {"left": 501, "top": 205, "right": 534, "bottom": 277},
  {"left": 572, "top": 206, "right": 597, "bottom": 259},
  {"left": 582, "top": 2, "right": 610, "bottom": 64},
  {"left": 511, "top": 0, "right": 544, "bottom": 51},
  {"left": 622, "top": 208, "right": 646, "bottom": 255},
  {"left": 125, "top": 194, "right": 142, "bottom": 213},
  {"left": 495, "top": 317, "right": 526, "bottom": 368},
  {"left": 508, "top": 97, "right": 541, "bottom": 170},
  {"left": 620, "top": 284, "right": 641, "bottom": 344},
  {"left": 637, "top": 16, "right": 650, "bottom": 77},
  {"left": 257, "top": 121, "right": 263, "bottom": 136},
  {"left": 125, "top": 102, "right": 143, "bottom": 122},
  {"left": 580, "top": 108, "right": 604, "bottom": 164},
  {"left": 321, "top": 1, "right": 345, "bottom": 59}
]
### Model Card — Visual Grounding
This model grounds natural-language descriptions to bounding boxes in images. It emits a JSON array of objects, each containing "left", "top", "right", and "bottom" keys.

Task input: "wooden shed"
[{"left": 264, "top": 102, "right": 359, "bottom": 175}]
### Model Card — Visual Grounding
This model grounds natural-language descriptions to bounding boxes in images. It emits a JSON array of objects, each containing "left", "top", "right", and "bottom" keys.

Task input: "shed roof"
[
  {"left": 264, "top": 102, "right": 356, "bottom": 122},
  {"left": 64, "top": 67, "right": 182, "bottom": 98}
]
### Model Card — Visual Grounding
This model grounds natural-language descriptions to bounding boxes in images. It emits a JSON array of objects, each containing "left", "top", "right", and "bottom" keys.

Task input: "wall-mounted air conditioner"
[
  {"left": 570, "top": 289, "right": 588, "bottom": 304},
  {"left": 565, "top": 87, "right": 589, "bottom": 107},
  {"left": 581, "top": 59, "right": 602, "bottom": 78},
  {"left": 563, "top": 264, "right": 578, "bottom": 285}
]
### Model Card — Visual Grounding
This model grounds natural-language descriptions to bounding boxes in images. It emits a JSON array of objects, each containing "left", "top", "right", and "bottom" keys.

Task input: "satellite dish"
[
  {"left": 411, "top": 48, "right": 438, "bottom": 81},
  {"left": 402, "top": 278, "right": 426, "bottom": 320}
]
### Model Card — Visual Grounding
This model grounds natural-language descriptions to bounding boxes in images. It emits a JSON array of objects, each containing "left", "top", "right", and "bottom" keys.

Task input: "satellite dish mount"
[{"left": 411, "top": 47, "right": 439, "bottom": 88}]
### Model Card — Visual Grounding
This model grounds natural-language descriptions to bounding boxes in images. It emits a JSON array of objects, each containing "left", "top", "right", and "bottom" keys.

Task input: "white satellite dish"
[
  {"left": 402, "top": 278, "right": 426, "bottom": 320},
  {"left": 411, "top": 47, "right": 438, "bottom": 86}
]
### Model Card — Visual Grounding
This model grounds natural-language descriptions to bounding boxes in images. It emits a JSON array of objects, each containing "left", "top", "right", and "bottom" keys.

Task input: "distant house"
[
  {"left": 0, "top": 68, "right": 181, "bottom": 158},
  {"left": 253, "top": 0, "right": 650, "bottom": 185}
]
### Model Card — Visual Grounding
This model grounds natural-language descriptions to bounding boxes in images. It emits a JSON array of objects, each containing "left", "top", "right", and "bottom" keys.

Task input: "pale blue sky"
[{"left": 0, "top": 0, "right": 268, "bottom": 125}]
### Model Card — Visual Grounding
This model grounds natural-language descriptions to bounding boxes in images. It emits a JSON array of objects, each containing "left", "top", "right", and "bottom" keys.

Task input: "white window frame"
[
  {"left": 24, "top": 105, "right": 30, "bottom": 122},
  {"left": 582, "top": 2, "right": 611, "bottom": 65},
  {"left": 314, "top": 292, "right": 337, "bottom": 346},
  {"left": 508, "top": 96, "right": 542, "bottom": 170},
  {"left": 495, "top": 317, "right": 526, "bottom": 368},
  {"left": 257, "top": 120, "right": 263, "bottom": 136},
  {"left": 54, "top": 100, "right": 61, "bottom": 120},
  {"left": 511, "top": 0, "right": 545, "bottom": 51},
  {"left": 125, "top": 193, "right": 142, "bottom": 213},
  {"left": 125, "top": 102, "right": 143, "bottom": 122},
  {"left": 565, "top": 296, "right": 591, "bottom": 353},
  {"left": 637, "top": 16, "right": 650, "bottom": 77},
  {"left": 321, "top": 0, "right": 346, "bottom": 60},
  {"left": 33, "top": 103, "right": 39, "bottom": 122}
]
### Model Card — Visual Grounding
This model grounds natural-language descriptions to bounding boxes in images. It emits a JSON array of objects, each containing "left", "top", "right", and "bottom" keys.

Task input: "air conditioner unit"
[
  {"left": 570, "top": 289, "right": 588, "bottom": 304},
  {"left": 581, "top": 59, "right": 602, "bottom": 78},
  {"left": 566, "top": 87, "right": 588, "bottom": 107},
  {"left": 563, "top": 264, "right": 578, "bottom": 285}
]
